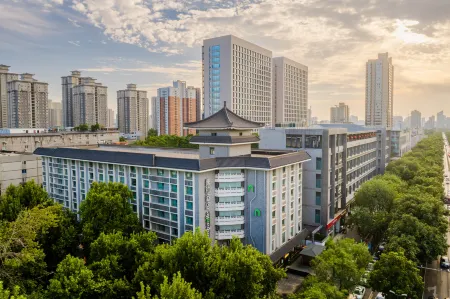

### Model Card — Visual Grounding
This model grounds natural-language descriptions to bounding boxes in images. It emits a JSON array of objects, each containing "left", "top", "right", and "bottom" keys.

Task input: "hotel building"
[{"left": 35, "top": 105, "right": 310, "bottom": 255}]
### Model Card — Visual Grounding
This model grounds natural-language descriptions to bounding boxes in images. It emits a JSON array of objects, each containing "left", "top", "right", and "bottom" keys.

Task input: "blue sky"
[{"left": 1, "top": 0, "right": 449, "bottom": 120}]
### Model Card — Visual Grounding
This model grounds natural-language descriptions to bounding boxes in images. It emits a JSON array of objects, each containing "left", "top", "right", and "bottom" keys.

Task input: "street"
[{"left": 423, "top": 133, "right": 450, "bottom": 299}]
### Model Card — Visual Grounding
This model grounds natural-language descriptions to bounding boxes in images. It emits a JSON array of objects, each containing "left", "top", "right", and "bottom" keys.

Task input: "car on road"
[
  {"left": 352, "top": 286, "right": 366, "bottom": 299},
  {"left": 375, "top": 293, "right": 385, "bottom": 299},
  {"left": 441, "top": 256, "right": 450, "bottom": 268}
]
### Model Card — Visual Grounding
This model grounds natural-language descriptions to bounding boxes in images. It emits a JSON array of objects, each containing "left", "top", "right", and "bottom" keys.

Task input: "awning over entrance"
[
  {"left": 270, "top": 229, "right": 310, "bottom": 263},
  {"left": 299, "top": 244, "right": 325, "bottom": 258}
]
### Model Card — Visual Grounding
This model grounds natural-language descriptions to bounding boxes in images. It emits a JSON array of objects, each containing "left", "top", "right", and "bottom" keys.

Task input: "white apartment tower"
[
  {"left": 272, "top": 57, "right": 308, "bottom": 126},
  {"left": 330, "top": 102, "right": 350, "bottom": 123},
  {"left": 107, "top": 108, "right": 115, "bottom": 128},
  {"left": 48, "top": 100, "right": 63, "bottom": 128},
  {"left": 61, "top": 71, "right": 82, "bottom": 128},
  {"left": 365, "top": 53, "right": 394, "bottom": 128},
  {"left": 0, "top": 65, "right": 19, "bottom": 127},
  {"left": 149, "top": 96, "right": 157, "bottom": 130},
  {"left": 202, "top": 35, "right": 272, "bottom": 126},
  {"left": 72, "top": 77, "right": 108, "bottom": 127},
  {"left": 117, "top": 84, "right": 148, "bottom": 134},
  {"left": 7, "top": 73, "right": 48, "bottom": 128}
]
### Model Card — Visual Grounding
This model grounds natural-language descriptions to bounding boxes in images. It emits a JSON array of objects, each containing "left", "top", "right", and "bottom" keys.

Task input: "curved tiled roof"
[{"left": 184, "top": 103, "right": 265, "bottom": 130}]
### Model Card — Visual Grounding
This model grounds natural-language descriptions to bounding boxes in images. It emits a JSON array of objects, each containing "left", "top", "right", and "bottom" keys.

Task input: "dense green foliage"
[
  {"left": 0, "top": 181, "right": 283, "bottom": 298},
  {"left": 134, "top": 134, "right": 198, "bottom": 149},
  {"left": 350, "top": 134, "right": 447, "bottom": 298}
]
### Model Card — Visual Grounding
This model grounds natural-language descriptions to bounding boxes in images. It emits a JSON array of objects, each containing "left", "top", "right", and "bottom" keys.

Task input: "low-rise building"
[
  {"left": 35, "top": 104, "right": 311, "bottom": 255},
  {"left": 0, "top": 152, "right": 42, "bottom": 194},
  {"left": 260, "top": 124, "right": 385, "bottom": 236}
]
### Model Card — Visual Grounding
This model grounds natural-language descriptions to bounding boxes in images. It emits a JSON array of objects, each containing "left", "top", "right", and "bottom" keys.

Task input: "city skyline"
[{"left": 1, "top": 0, "right": 449, "bottom": 120}]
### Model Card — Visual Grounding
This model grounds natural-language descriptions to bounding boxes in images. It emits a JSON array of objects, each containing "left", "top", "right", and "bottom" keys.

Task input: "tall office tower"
[
  {"left": 330, "top": 102, "right": 350, "bottom": 123},
  {"left": 393, "top": 115, "right": 403, "bottom": 130},
  {"left": 437, "top": 111, "right": 446, "bottom": 129},
  {"left": 48, "top": 99, "right": 63, "bottom": 128},
  {"left": 72, "top": 77, "right": 107, "bottom": 127},
  {"left": 410, "top": 110, "right": 421, "bottom": 129},
  {"left": 365, "top": 53, "right": 394, "bottom": 128},
  {"left": 0, "top": 65, "right": 19, "bottom": 127},
  {"left": 117, "top": 84, "right": 148, "bottom": 134},
  {"left": 107, "top": 108, "right": 115, "bottom": 128},
  {"left": 61, "top": 71, "right": 82, "bottom": 128},
  {"left": 203, "top": 35, "right": 272, "bottom": 126},
  {"left": 149, "top": 96, "right": 157, "bottom": 130},
  {"left": 272, "top": 57, "right": 308, "bottom": 126},
  {"left": 194, "top": 87, "right": 202, "bottom": 120},
  {"left": 157, "top": 80, "right": 198, "bottom": 136},
  {"left": 7, "top": 73, "right": 48, "bottom": 128}
]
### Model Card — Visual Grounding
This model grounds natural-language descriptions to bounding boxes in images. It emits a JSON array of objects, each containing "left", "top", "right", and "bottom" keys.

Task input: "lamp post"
[{"left": 389, "top": 290, "right": 407, "bottom": 298}]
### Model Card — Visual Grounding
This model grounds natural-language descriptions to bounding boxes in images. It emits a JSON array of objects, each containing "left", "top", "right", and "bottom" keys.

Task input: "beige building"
[
  {"left": 330, "top": 102, "right": 350, "bottom": 123},
  {"left": 365, "top": 53, "right": 394, "bottom": 128},
  {"left": 117, "top": 84, "right": 148, "bottom": 134},
  {"left": 7, "top": 73, "right": 48, "bottom": 128},
  {"left": 0, "top": 152, "right": 42, "bottom": 195},
  {"left": 61, "top": 71, "right": 82, "bottom": 128},
  {"left": 72, "top": 77, "right": 108, "bottom": 127},
  {"left": 157, "top": 81, "right": 197, "bottom": 136},
  {"left": 0, "top": 65, "right": 19, "bottom": 128},
  {"left": 48, "top": 100, "right": 63, "bottom": 128},
  {"left": 107, "top": 108, "right": 115, "bottom": 128},
  {"left": 272, "top": 57, "right": 308, "bottom": 126}
]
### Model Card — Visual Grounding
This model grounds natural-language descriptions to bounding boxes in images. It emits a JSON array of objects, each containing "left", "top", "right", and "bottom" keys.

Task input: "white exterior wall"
[
  {"left": 203, "top": 35, "right": 273, "bottom": 126},
  {"left": 272, "top": 57, "right": 308, "bottom": 126},
  {"left": 0, "top": 66, "right": 19, "bottom": 128},
  {"left": 0, "top": 153, "right": 42, "bottom": 194}
]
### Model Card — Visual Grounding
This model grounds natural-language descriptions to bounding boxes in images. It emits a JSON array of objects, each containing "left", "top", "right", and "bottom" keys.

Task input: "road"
[{"left": 423, "top": 133, "right": 450, "bottom": 299}]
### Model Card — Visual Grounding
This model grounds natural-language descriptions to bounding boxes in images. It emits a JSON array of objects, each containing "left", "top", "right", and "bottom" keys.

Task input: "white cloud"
[
  {"left": 68, "top": 17, "right": 81, "bottom": 27},
  {"left": 68, "top": 40, "right": 80, "bottom": 46}
]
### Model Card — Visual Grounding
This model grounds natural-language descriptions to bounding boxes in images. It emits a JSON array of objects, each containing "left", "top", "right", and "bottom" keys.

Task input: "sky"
[{"left": 1, "top": 0, "right": 449, "bottom": 121}]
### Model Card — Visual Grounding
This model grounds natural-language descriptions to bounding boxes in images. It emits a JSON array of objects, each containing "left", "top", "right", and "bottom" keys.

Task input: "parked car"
[
  {"left": 375, "top": 293, "right": 385, "bottom": 299},
  {"left": 378, "top": 242, "right": 386, "bottom": 252},
  {"left": 352, "top": 286, "right": 366, "bottom": 299},
  {"left": 441, "top": 256, "right": 450, "bottom": 268}
]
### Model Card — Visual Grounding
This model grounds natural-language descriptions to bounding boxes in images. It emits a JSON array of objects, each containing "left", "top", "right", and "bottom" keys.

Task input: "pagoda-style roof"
[{"left": 184, "top": 103, "right": 265, "bottom": 130}]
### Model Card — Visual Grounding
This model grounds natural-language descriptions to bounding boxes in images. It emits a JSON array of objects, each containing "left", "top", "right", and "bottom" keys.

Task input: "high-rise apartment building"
[
  {"left": 410, "top": 110, "right": 421, "bottom": 129},
  {"left": 117, "top": 84, "right": 148, "bottom": 135},
  {"left": 61, "top": 71, "right": 82, "bottom": 128},
  {"left": 157, "top": 81, "right": 197, "bottom": 136},
  {"left": 365, "top": 53, "right": 394, "bottom": 128},
  {"left": 0, "top": 65, "right": 19, "bottom": 128},
  {"left": 149, "top": 96, "right": 157, "bottom": 130},
  {"left": 203, "top": 35, "right": 272, "bottom": 126},
  {"left": 349, "top": 115, "right": 358, "bottom": 124},
  {"left": 48, "top": 100, "right": 63, "bottom": 128},
  {"left": 437, "top": 111, "right": 446, "bottom": 129},
  {"left": 194, "top": 87, "right": 202, "bottom": 120},
  {"left": 107, "top": 108, "right": 115, "bottom": 128},
  {"left": 71, "top": 77, "right": 107, "bottom": 127},
  {"left": 7, "top": 73, "right": 48, "bottom": 128},
  {"left": 272, "top": 57, "right": 308, "bottom": 126},
  {"left": 330, "top": 103, "right": 350, "bottom": 123}
]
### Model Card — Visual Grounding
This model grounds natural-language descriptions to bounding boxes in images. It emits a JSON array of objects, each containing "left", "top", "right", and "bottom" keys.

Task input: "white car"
[
  {"left": 376, "top": 293, "right": 385, "bottom": 299},
  {"left": 352, "top": 286, "right": 366, "bottom": 299}
]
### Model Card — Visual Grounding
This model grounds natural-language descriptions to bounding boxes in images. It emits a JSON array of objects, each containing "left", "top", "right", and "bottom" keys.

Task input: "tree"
[
  {"left": 78, "top": 124, "right": 89, "bottom": 132},
  {"left": 90, "top": 123, "right": 100, "bottom": 132},
  {"left": 369, "top": 251, "right": 423, "bottom": 299},
  {"left": 79, "top": 182, "right": 142, "bottom": 249},
  {"left": 119, "top": 136, "right": 126, "bottom": 142},
  {"left": 47, "top": 255, "right": 98, "bottom": 299},
  {"left": 0, "top": 282, "right": 28, "bottom": 299},
  {"left": 0, "top": 181, "right": 53, "bottom": 222},
  {"left": 147, "top": 129, "right": 157, "bottom": 137},
  {"left": 312, "top": 239, "right": 371, "bottom": 291},
  {"left": 0, "top": 205, "right": 59, "bottom": 292},
  {"left": 135, "top": 273, "right": 202, "bottom": 299},
  {"left": 290, "top": 276, "right": 346, "bottom": 299}
]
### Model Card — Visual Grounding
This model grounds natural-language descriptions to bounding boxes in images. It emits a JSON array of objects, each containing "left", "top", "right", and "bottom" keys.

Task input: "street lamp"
[{"left": 389, "top": 290, "right": 407, "bottom": 298}]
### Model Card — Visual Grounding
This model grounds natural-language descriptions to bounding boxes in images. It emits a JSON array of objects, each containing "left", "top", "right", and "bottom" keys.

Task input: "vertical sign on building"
[{"left": 205, "top": 178, "right": 211, "bottom": 237}]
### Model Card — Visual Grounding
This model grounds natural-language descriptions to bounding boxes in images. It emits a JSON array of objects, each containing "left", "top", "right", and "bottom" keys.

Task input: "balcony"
[
  {"left": 215, "top": 201, "right": 245, "bottom": 211},
  {"left": 215, "top": 229, "right": 245, "bottom": 240},
  {"left": 215, "top": 173, "right": 245, "bottom": 182},
  {"left": 215, "top": 215, "right": 245, "bottom": 225},
  {"left": 215, "top": 187, "right": 245, "bottom": 197}
]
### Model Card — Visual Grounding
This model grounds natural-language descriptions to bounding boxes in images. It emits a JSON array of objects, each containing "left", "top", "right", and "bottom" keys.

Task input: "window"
[
  {"left": 81, "top": 172, "right": 85, "bottom": 178},
  {"left": 131, "top": 178, "right": 136, "bottom": 186},
  {"left": 282, "top": 219, "right": 285, "bottom": 226},
  {"left": 186, "top": 186, "right": 193, "bottom": 195},
  {"left": 157, "top": 169, "right": 164, "bottom": 176},
  {"left": 109, "top": 175, "right": 113, "bottom": 181},
  {"left": 172, "top": 228, "right": 178, "bottom": 235},
  {"left": 108, "top": 164, "right": 113, "bottom": 170},
  {"left": 316, "top": 174, "right": 322, "bottom": 188},
  {"left": 89, "top": 162, "right": 93, "bottom": 167},
  {"left": 143, "top": 168, "right": 148, "bottom": 175},
  {"left": 209, "top": 147, "right": 215, "bottom": 155},
  {"left": 21, "top": 169, "right": 26, "bottom": 174},
  {"left": 282, "top": 179, "right": 286, "bottom": 186},
  {"left": 186, "top": 201, "right": 193, "bottom": 210},
  {"left": 130, "top": 166, "right": 136, "bottom": 173},
  {"left": 272, "top": 210, "right": 275, "bottom": 218},
  {"left": 144, "top": 180, "right": 149, "bottom": 188},
  {"left": 171, "top": 214, "right": 178, "bottom": 221},
  {"left": 283, "top": 167, "right": 286, "bottom": 173},
  {"left": 144, "top": 207, "right": 149, "bottom": 215},
  {"left": 315, "top": 192, "right": 321, "bottom": 205},
  {"left": 185, "top": 172, "right": 192, "bottom": 179},
  {"left": 171, "top": 199, "right": 177, "bottom": 207},
  {"left": 99, "top": 174, "right": 103, "bottom": 181},
  {"left": 316, "top": 157, "right": 322, "bottom": 170},
  {"left": 157, "top": 182, "right": 164, "bottom": 190},
  {"left": 272, "top": 225, "right": 276, "bottom": 235},
  {"left": 132, "top": 192, "right": 137, "bottom": 199},
  {"left": 144, "top": 220, "right": 150, "bottom": 229},
  {"left": 282, "top": 206, "right": 286, "bottom": 213},
  {"left": 157, "top": 211, "right": 168, "bottom": 218},
  {"left": 120, "top": 177, "right": 125, "bottom": 184},
  {"left": 144, "top": 194, "right": 150, "bottom": 202},
  {"left": 158, "top": 197, "right": 165, "bottom": 204},
  {"left": 171, "top": 185, "right": 177, "bottom": 192},
  {"left": 272, "top": 182, "right": 276, "bottom": 189},
  {"left": 315, "top": 209, "right": 321, "bottom": 224},
  {"left": 211, "top": 133, "right": 217, "bottom": 136},
  {"left": 272, "top": 196, "right": 276, "bottom": 204},
  {"left": 186, "top": 216, "right": 193, "bottom": 225},
  {"left": 170, "top": 171, "right": 177, "bottom": 178}
]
